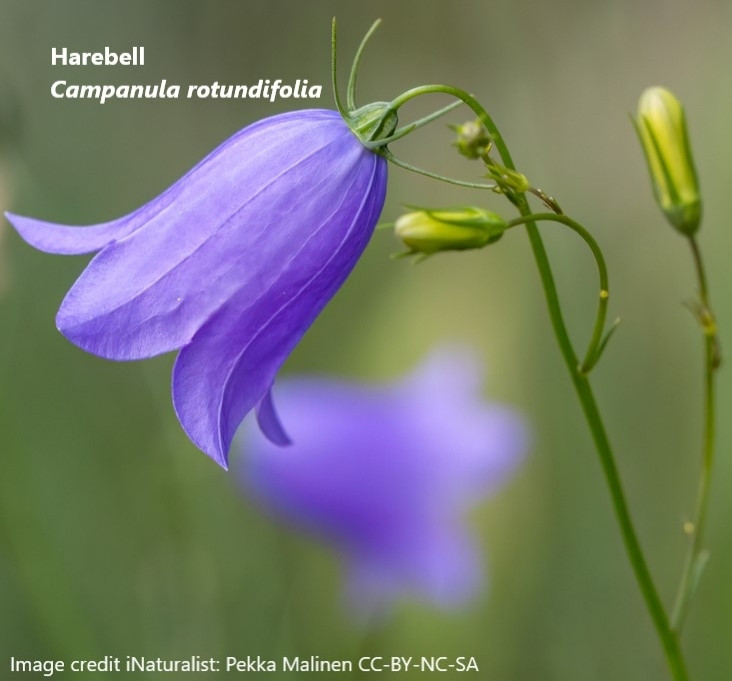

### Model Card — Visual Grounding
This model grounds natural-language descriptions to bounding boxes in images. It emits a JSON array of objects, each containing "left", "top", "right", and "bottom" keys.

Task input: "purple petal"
[
  {"left": 11, "top": 111, "right": 378, "bottom": 362},
  {"left": 172, "top": 154, "right": 386, "bottom": 466},
  {"left": 256, "top": 389, "right": 291, "bottom": 447},
  {"left": 3, "top": 122, "right": 248, "bottom": 255},
  {"left": 5, "top": 211, "right": 149, "bottom": 255},
  {"left": 346, "top": 527, "right": 481, "bottom": 614},
  {"left": 9, "top": 108, "right": 388, "bottom": 463},
  {"left": 4, "top": 112, "right": 332, "bottom": 256},
  {"left": 400, "top": 348, "right": 528, "bottom": 498},
  {"left": 242, "top": 348, "right": 528, "bottom": 611}
]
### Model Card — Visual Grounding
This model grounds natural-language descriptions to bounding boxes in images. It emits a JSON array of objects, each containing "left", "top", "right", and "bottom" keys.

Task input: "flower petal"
[
  {"left": 15, "top": 111, "right": 368, "bottom": 361},
  {"left": 172, "top": 153, "right": 386, "bottom": 466},
  {"left": 5, "top": 111, "right": 334, "bottom": 257},
  {"left": 5, "top": 211, "right": 149, "bottom": 255},
  {"left": 401, "top": 347, "right": 528, "bottom": 498},
  {"left": 255, "top": 388, "right": 291, "bottom": 447}
]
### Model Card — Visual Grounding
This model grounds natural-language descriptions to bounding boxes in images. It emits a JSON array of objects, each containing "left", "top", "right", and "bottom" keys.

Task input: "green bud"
[
  {"left": 453, "top": 120, "right": 491, "bottom": 159},
  {"left": 394, "top": 207, "right": 508, "bottom": 256},
  {"left": 485, "top": 163, "right": 530, "bottom": 194},
  {"left": 635, "top": 86, "right": 701, "bottom": 235}
]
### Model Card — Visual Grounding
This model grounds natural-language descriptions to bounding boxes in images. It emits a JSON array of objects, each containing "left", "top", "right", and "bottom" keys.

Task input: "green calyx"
[
  {"left": 330, "top": 19, "right": 524, "bottom": 195},
  {"left": 346, "top": 101, "right": 399, "bottom": 145},
  {"left": 332, "top": 19, "right": 465, "bottom": 151}
]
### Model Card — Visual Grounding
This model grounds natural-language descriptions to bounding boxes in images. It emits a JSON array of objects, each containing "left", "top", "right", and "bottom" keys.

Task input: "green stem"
[
  {"left": 507, "top": 213, "right": 609, "bottom": 372},
  {"left": 516, "top": 201, "right": 688, "bottom": 681},
  {"left": 386, "top": 83, "right": 689, "bottom": 680},
  {"left": 671, "top": 237, "right": 719, "bottom": 632}
]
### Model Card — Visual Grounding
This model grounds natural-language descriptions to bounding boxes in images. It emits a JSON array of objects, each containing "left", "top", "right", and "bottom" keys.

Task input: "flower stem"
[
  {"left": 506, "top": 212, "right": 609, "bottom": 372},
  {"left": 515, "top": 200, "right": 689, "bottom": 681},
  {"left": 386, "top": 83, "right": 689, "bottom": 680},
  {"left": 671, "top": 236, "right": 719, "bottom": 633}
]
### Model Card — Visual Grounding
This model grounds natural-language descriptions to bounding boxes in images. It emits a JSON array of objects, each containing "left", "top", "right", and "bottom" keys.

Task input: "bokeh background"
[{"left": 1, "top": 0, "right": 730, "bottom": 678}]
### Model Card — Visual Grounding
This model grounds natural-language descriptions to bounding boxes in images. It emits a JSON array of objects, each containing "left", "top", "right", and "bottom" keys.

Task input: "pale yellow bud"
[
  {"left": 635, "top": 86, "right": 701, "bottom": 235},
  {"left": 394, "top": 207, "right": 507, "bottom": 256}
]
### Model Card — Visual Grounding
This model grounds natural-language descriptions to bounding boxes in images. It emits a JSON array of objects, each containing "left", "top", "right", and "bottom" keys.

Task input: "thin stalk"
[
  {"left": 346, "top": 19, "right": 382, "bottom": 110},
  {"left": 671, "top": 236, "right": 719, "bottom": 632},
  {"left": 380, "top": 148, "right": 497, "bottom": 190},
  {"left": 330, "top": 19, "right": 347, "bottom": 118},
  {"left": 364, "top": 100, "right": 464, "bottom": 149},
  {"left": 385, "top": 82, "right": 689, "bottom": 680},
  {"left": 507, "top": 212, "right": 609, "bottom": 372}
]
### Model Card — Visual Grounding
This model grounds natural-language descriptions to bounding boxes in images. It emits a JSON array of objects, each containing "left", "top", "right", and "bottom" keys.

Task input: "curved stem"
[
  {"left": 388, "top": 83, "right": 689, "bottom": 680},
  {"left": 387, "top": 85, "right": 516, "bottom": 167},
  {"left": 671, "top": 236, "right": 719, "bottom": 632},
  {"left": 507, "top": 213, "right": 609, "bottom": 372}
]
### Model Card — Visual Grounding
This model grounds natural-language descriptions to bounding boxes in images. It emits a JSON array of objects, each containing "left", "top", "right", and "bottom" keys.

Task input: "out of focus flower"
[
  {"left": 5, "top": 110, "right": 387, "bottom": 467},
  {"left": 634, "top": 86, "right": 701, "bottom": 235},
  {"left": 242, "top": 348, "right": 527, "bottom": 613}
]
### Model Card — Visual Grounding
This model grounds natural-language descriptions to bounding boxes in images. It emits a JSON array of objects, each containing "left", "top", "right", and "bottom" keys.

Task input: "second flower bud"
[
  {"left": 634, "top": 86, "right": 701, "bottom": 235},
  {"left": 394, "top": 207, "right": 508, "bottom": 257}
]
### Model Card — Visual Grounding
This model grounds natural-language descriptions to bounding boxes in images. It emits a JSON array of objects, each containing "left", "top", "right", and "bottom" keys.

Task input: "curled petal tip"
[
  {"left": 256, "top": 389, "right": 293, "bottom": 447},
  {"left": 5, "top": 209, "right": 146, "bottom": 255}
]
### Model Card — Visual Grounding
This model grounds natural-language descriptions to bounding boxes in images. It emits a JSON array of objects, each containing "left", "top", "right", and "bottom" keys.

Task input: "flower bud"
[
  {"left": 635, "top": 86, "right": 701, "bottom": 235},
  {"left": 394, "top": 207, "right": 508, "bottom": 255},
  {"left": 453, "top": 120, "right": 491, "bottom": 159}
]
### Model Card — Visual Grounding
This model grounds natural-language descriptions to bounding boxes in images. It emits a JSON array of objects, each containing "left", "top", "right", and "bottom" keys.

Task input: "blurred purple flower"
[
  {"left": 5, "top": 110, "right": 387, "bottom": 468},
  {"left": 242, "top": 348, "right": 528, "bottom": 613}
]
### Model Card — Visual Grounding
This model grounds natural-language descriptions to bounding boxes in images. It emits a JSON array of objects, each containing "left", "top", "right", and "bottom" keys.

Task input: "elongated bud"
[
  {"left": 394, "top": 207, "right": 508, "bottom": 256},
  {"left": 635, "top": 87, "right": 701, "bottom": 235}
]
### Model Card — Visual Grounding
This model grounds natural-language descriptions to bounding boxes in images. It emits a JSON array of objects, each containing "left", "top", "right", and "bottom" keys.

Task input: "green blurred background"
[{"left": 0, "top": 0, "right": 730, "bottom": 678}]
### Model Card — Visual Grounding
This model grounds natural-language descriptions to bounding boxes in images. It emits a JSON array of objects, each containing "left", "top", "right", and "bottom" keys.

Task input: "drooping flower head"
[
  {"left": 6, "top": 111, "right": 386, "bottom": 468},
  {"left": 241, "top": 348, "right": 528, "bottom": 613}
]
